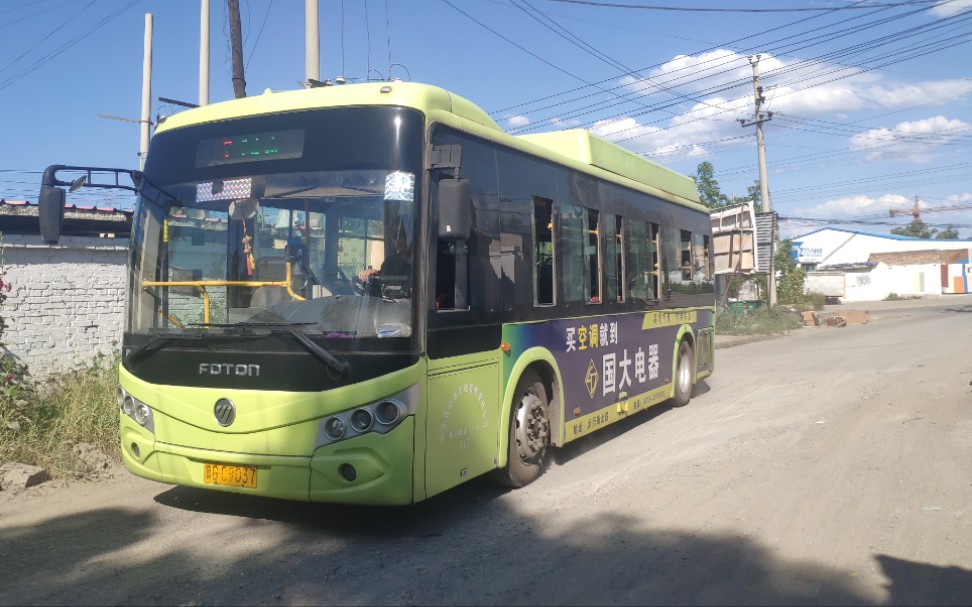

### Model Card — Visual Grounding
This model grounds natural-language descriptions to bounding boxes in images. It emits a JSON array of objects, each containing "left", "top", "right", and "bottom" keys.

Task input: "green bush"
[{"left": 716, "top": 305, "right": 803, "bottom": 336}]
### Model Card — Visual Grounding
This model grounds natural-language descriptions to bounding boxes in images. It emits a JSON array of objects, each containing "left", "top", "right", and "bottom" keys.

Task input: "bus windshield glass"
[{"left": 127, "top": 106, "right": 424, "bottom": 351}]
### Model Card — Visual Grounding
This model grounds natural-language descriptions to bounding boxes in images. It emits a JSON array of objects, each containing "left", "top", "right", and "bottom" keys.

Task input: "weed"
[
  {"left": 0, "top": 358, "right": 120, "bottom": 478},
  {"left": 716, "top": 305, "right": 803, "bottom": 336}
]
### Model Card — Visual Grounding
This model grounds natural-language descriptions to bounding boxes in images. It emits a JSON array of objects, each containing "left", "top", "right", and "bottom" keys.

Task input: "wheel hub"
[{"left": 514, "top": 391, "right": 548, "bottom": 463}]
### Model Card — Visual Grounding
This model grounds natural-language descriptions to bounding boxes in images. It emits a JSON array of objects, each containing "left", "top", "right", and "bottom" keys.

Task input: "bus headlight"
[
  {"left": 350, "top": 409, "right": 373, "bottom": 432},
  {"left": 324, "top": 417, "right": 347, "bottom": 440},
  {"left": 315, "top": 386, "right": 418, "bottom": 448},
  {"left": 123, "top": 395, "right": 136, "bottom": 416},
  {"left": 134, "top": 404, "right": 153, "bottom": 426},
  {"left": 117, "top": 388, "right": 155, "bottom": 433},
  {"left": 375, "top": 401, "right": 401, "bottom": 425}
]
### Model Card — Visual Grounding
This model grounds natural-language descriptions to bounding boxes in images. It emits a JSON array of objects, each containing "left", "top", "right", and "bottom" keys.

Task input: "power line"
[{"left": 540, "top": 0, "right": 950, "bottom": 12}]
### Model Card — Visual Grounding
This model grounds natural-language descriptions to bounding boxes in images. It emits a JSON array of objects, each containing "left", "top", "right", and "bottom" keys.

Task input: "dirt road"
[{"left": 2, "top": 296, "right": 971, "bottom": 605}]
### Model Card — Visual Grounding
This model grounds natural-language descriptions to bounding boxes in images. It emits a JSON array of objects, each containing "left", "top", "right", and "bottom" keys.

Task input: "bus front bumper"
[{"left": 121, "top": 415, "right": 416, "bottom": 505}]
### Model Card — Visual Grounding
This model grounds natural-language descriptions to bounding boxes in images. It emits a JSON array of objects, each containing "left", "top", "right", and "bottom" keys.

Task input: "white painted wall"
[
  {"left": 840, "top": 263, "right": 942, "bottom": 302},
  {"left": 793, "top": 229, "right": 972, "bottom": 267},
  {"left": 1, "top": 235, "right": 128, "bottom": 377}
]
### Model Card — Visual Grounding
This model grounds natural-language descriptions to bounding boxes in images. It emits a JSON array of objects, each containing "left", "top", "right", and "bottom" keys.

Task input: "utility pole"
[
  {"left": 199, "top": 0, "right": 210, "bottom": 105},
  {"left": 739, "top": 54, "right": 775, "bottom": 307},
  {"left": 306, "top": 0, "right": 320, "bottom": 84},
  {"left": 139, "top": 13, "right": 153, "bottom": 170},
  {"left": 227, "top": 0, "right": 246, "bottom": 98}
]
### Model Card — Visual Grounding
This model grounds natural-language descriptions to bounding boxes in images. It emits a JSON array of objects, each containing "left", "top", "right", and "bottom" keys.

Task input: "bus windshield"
[{"left": 126, "top": 107, "right": 424, "bottom": 353}]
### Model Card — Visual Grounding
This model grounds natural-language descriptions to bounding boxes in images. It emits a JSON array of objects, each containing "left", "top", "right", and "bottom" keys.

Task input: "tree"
[
  {"left": 774, "top": 238, "right": 806, "bottom": 305},
  {"left": 743, "top": 180, "right": 761, "bottom": 208},
  {"left": 692, "top": 161, "right": 730, "bottom": 209},
  {"left": 890, "top": 218, "right": 936, "bottom": 239},
  {"left": 936, "top": 225, "right": 959, "bottom": 239}
]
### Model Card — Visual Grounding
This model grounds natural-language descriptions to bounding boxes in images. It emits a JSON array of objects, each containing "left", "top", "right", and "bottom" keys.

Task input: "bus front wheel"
[
  {"left": 493, "top": 369, "right": 549, "bottom": 488},
  {"left": 672, "top": 340, "right": 694, "bottom": 407}
]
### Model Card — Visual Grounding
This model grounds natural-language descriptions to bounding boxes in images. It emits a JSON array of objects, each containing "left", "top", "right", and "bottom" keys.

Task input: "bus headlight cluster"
[
  {"left": 116, "top": 386, "right": 155, "bottom": 433},
  {"left": 317, "top": 395, "right": 414, "bottom": 447}
]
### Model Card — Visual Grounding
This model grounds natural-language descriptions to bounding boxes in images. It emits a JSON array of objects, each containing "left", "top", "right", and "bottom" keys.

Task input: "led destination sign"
[{"left": 195, "top": 130, "right": 305, "bottom": 167}]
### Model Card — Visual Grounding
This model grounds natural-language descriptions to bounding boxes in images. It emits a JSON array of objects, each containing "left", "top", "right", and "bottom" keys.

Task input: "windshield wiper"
[
  {"left": 124, "top": 332, "right": 207, "bottom": 366},
  {"left": 283, "top": 324, "right": 351, "bottom": 379},
  {"left": 194, "top": 321, "right": 351, "bottom": 379}
]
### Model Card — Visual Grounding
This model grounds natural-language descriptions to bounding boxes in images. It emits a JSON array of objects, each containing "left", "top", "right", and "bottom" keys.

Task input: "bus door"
[{"left": 424, "top": 166, "right": 502, "bottom": 498}]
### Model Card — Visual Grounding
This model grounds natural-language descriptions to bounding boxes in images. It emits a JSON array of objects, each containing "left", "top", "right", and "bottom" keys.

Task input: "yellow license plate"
[{"left": 203, "top": 463, "right": 258, "bottom": 488}]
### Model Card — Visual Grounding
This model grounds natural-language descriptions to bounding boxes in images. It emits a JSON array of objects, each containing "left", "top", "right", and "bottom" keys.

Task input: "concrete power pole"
[
  {"left": 227, "top": 0, "right": 246, "bottom": 98},
  {"left": 199, "top": 0, "right": 210, "bottom": 106},
  {"left": 740, "top": 54, "right": 776, "bottom": 307},
  {"left": 139, "top": 13, "right": 153, "bottom": 170},
  {"left": 306, "top": 0, "right": 320, "bottom": 84}
]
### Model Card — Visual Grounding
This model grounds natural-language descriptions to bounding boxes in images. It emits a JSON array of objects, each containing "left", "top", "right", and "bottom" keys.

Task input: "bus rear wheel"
[
  {"left": 492, "top": 369, "right": 549, "bottom": 488},
  {"left": 672, "top": 340, "right": 694, "bottom": 407}
]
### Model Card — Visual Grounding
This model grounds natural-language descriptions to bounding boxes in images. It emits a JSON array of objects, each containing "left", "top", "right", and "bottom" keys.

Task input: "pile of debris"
[
  {"left": 0, "top": 444, "right": 115, "bottom": 494},
  {"left": 801, "top": 309, "right": 870, "bottom": 328}
]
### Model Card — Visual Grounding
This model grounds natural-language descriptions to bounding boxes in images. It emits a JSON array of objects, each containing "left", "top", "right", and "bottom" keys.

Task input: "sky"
[{"left": 2, "top": 0, "right": 972, "bottom": 240}]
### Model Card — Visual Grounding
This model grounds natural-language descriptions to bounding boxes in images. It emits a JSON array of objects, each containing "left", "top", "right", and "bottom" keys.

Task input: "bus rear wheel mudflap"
[
  {"left": 493, "top": 369, "right": 550, "bottom": 488},
  {"left": 672, "top": 339, "right": 695, "bottom": 407}
]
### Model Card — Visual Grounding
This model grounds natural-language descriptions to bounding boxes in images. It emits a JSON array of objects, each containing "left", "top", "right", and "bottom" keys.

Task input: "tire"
[
  {"left": 672, "top": 340, "right": 695, "bottom": 407},
  {"left": 491, "top": 369, "right": 550, "bottom": 488}
]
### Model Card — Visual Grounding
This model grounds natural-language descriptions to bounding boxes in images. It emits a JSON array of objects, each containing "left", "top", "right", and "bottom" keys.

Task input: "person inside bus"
[{"left": 358, "top": 226, "right": 412, "bottom": 297}]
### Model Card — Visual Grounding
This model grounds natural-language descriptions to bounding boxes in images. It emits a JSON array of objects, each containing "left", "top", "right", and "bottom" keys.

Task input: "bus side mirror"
[
  {"left": 438, "top": 178, "right": 471, "bottom": 240},
  {"left": 39, "top": 184, "right": 66, "bottom": 245}
]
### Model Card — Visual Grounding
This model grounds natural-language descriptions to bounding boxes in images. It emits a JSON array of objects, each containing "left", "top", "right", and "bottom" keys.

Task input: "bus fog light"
[
  {"left": 134, "top": 404, "right": 152, "bottom": 426},
  {"left": 376, "top": 401, "right": 401, "bottom": 425},
  {"left": 123, "top": 395, "right": 136, "bottom": 416},
  {"left": 116, "top": 388, "right": 126, "bottom": 409},
  {"left": 339, "top": 463, "right": 357, "bottom": 482},
  {"left": 324, "top": 417, "right": 347, "bottom": 440},
  {"left": 350, "top": 409, "right": 373, "bottom": 432}
]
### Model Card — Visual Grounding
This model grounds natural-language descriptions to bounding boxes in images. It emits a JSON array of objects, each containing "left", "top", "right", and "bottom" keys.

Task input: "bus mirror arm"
[{"left": 38, "top": 164, "right": 142, "bottom": 245}]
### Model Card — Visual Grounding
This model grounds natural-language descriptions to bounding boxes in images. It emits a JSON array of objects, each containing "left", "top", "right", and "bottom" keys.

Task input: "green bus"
[{"left": 39, "top": 82, "right": 715, "bottom": 505}]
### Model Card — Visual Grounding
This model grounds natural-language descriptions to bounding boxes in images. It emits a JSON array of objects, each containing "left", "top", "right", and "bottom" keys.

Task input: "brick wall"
[{"left": 2, "top": 234, "right": 128, "bottom": 377}]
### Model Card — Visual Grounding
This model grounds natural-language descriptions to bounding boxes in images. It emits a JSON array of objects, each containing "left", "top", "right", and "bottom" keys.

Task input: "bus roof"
[
  {"left": 517, "top": 130, "right": 700, "bottom": 205},
  {"left": 154, "top": 81, "right": 703, "bottom": 210}
]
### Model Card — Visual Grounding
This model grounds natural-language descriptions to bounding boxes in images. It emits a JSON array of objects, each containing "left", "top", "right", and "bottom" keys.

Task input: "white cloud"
[
  {"left": 506, "top": 115, "right": 529, "bottom": 129},
  {"left": 858, "top": 80, "right": 972, "bottom": 108},
  {"left": 797, "top": 193, "right": 911, "bottom": 218},
  {"left": 849, "top": 116, "right": 972, "bottom": 162},
  {"left": 621, "top": 49, "right": 762, "bottom": 97},
  {"left": 581, "top": 48, "right": 972, "bottom": 161},
  {"left": 928, "top": 0, "right": 972, "bottom": 17}
]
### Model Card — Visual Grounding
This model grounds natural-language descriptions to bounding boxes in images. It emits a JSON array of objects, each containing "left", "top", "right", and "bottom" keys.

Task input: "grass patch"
[
  {"left": 716, "top": 305, "right": 803, "bottom": 336},
  {"left": 0, "top": 357, "right": 120, "bottom": 478}
]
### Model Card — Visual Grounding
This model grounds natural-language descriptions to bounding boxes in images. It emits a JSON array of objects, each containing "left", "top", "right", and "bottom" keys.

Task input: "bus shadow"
[
  {"left": 154, "top": 380, "right": 714, "bottom": 537},
  {"left": 153, "top": 473, "right": 511, "bottom": 539},
  {"left": 552, "top": 379, "right": 711, "bottom": 467}
]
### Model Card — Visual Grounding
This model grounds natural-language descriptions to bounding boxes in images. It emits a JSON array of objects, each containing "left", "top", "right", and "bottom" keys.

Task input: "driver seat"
[{"left": 250, "top": 286, "right": 291, "bottom": 308}]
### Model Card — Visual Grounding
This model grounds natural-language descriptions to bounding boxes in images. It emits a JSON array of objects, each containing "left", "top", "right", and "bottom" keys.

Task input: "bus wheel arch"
[
  {"left": 492, "top": 364, "right": 557, "bottom": 488},
  {"left": 672, "top": 330, "right": 696, "bottom": 407}
]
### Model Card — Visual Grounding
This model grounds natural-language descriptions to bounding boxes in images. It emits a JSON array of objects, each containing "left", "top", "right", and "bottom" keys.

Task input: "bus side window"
[
  {"left": 680, "top": 230, "right": 693, "bottom": 282},
  {"left": 533, "top": 197, "right": 555, "bottom": 306},
  {"left": 626, "top": 219, "right": 660, "bottom": 305},
  {"left": 585, "top": 208, "right": 601, "bottom": 303},
  {"left": 693, "top": 232, "right": 710, "bottom": 282},
  {"left": 435, "top": 239, "right": 468, "bottom": 310},
  {"left": 649, "top": 222, "right": 661, "bottom": 299},
  {"left": 612, "top": 214, "right": 624, "bottom": 303}
]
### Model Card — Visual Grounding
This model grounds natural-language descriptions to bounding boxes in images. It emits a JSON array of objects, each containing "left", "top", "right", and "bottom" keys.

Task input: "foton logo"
[{"left": 199, "top": 363, "right": 260, "bottom": 377}]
